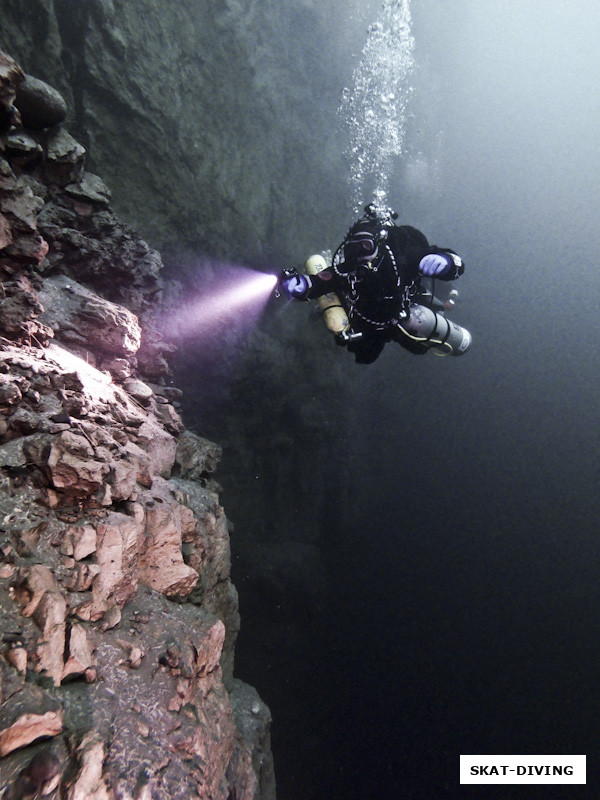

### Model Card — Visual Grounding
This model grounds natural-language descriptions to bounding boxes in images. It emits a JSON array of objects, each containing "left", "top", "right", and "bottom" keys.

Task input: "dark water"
[
  {"left": 230, "top": 1, "right": 600, "bottom": 798},
  {"left": 234, "top": 334, "right": 599, "bottom": 799}
]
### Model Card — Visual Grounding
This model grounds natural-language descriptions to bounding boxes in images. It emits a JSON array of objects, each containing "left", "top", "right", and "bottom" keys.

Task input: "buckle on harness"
[{"left": 336, "top": 330, "right": 363, "bottom": 346}]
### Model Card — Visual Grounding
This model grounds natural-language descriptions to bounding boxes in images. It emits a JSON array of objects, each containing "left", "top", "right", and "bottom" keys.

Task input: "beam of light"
[
  {"left": 161, "top": 266, "right": 278, "bottom": 342},
  {"left": 221, "top": 271, "right": 278, "bottom": 309},
  {"left": 45, "top": 342, "right": 114, "bottom": 402}
]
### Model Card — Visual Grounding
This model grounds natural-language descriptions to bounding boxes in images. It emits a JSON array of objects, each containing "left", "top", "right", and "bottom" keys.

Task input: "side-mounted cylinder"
[
  {"left": 398, "top": 303, "right": 472, "bottom": 355},
  {"left": 304, "top": 255, "right": 350, "bottom": 336}
]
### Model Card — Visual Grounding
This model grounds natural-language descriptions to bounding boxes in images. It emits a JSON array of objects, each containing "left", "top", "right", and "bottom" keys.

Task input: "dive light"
[{"left": 274, "top": 267, "right": 300, "bottom": 298}]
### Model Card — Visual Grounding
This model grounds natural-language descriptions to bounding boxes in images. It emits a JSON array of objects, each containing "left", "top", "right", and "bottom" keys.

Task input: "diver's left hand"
[{"left": 419, "top": 253, "right": 452, "bottom": 276}]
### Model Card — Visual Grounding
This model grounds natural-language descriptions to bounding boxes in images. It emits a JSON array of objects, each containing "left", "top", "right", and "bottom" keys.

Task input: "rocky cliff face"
[
  {"left": 0, "top": 7, "right": 374, "bottom": 796},
  {"left": 0, "top": 0, "right": 366, "bottom": 546},
  {"left": 0, "top": 52, "right": 275, "bottom": 800},
  {"left": 1, "top": 0, "right": 359, "bottom": 269}
]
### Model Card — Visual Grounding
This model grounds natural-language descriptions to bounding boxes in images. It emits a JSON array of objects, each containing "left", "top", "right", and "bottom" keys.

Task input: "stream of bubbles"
[{"left": 338, "top": 0, "right": 415, "bottom": 213}]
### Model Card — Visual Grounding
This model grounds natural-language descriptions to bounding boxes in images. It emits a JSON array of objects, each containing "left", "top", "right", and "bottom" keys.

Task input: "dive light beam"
[{"left": 164, "top": 268, "right": 277, "bottom": 339}]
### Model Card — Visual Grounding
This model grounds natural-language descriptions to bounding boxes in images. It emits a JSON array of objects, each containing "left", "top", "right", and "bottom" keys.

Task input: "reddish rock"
[
  {"left": 101, "top": 356, "right": 132, "bottom": 381},
  {"left": 15, "top": 565, "right": 68, "bottom": 685},
  {"left": 59, "top": 523, "right": 97, "bottom": 560},
  {"left": 91, "top": 512, "right": 142, "bottom": 614},
  {"left": 10, "top": 748, "right": 63, "bottom": 798},
  {"left": 32, "top": 591, "right": 67, "bottom": 686},
  {"left": 123, "top": 377, "right": 153, "bottom": 405},
  {"left": 17, "top": 564, "right": 59, "bottom": 618},
  {"left": 5, "top": 646, "right": 27, "bottom": 673},
  {"left": 0, "top": 49, "right": 275, "bottom": 800},
  {"left": 68, "top": 561, "right": 101, "bottom": 592},
  {"left": 175, "top": 430, "right": 223, "bottom": 481},
  {"left": 132, "top": 418, "right": 177, "bottom": 478},
  {"left": 107, "top": 457, "right": 138, "bottom": 501},
  {"left": 46, "top": 431, "right": 109, "bottom": 498},
  {"left": 154, "top": 400, "right": 184, "bottom": 435},
  {"left": 0, "top": 685, "right": 63, "bottom": 756},
  {"left": 62, "top": 623, "right": 95, "bottom": 681},
  {"left": 192, "top": 618, "right": 226, "bottom": 678},
  {"left": 128, "top": 645, "right": 144, "bottom": 669},
  {"left": 68, "top": 731, "right": 111, "bottom": 800},
  {"left": 138, "top": 496, "right": 199, "bottom": 598},
  {"left": 0, "top": 275, "right": 49, "bottom": 341},
  {"left": 0, "top": 710, "right": 63, "bottom": 757},
  {"left": 39, "top": 275, "right": 142, "bottom": 358}
]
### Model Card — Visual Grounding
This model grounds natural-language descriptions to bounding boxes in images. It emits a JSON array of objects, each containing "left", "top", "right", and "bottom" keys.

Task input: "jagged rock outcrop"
[
  {"left": 0, "top": 51, "right": 275, "bottom": 800},
  {"left": 0, "top": 0, "right": 355, "bottom": 270}
]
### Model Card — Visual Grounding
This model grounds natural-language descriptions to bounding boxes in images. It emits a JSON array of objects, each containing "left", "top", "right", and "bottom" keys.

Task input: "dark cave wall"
[
  {"left": 1, "top": 0, "right": 357, "bottom": 269},
  {"left": 0, "top": 0, "right": 365, "bottom": 553},
  {"left": 0, "top": 49, "right": 276, "bottom": 799},
  {"left": 1, "top": 12, "right": 372, "bottom": 797},
  {"left": 0, "top": 0, "right": 372, "bottom": 553}
]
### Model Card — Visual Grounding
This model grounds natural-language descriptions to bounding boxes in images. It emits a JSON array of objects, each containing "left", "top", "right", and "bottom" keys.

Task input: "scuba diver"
[{"left": 278, "top": 203, "right": 472, "bottom": 364}]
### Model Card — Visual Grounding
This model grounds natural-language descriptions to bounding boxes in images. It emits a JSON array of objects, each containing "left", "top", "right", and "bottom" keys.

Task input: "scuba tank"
[
  {"left": 398, "top": 303, "right": 471, "bottom": 355},
  {"left": 304, "top": 254, "right": 350, "bottom": 336}
]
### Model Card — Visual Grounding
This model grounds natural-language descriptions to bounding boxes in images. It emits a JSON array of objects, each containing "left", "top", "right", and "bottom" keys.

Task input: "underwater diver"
[{"left": 278, "top": 203, "right": 472, "bottom": 364}]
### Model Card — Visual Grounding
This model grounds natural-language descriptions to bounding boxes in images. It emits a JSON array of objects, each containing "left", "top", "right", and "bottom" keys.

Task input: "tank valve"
[
  {"left": 336, "top": 330, "right": 363, "bottom": 346},
  {"left": 445, "top": 288, "right": 459, "bottom": 309}
]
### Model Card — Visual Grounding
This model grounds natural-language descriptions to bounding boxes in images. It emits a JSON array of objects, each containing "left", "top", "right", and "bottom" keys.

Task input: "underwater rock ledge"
[{"left": 0, "top": 50, "right": 275, "bottom": 800}]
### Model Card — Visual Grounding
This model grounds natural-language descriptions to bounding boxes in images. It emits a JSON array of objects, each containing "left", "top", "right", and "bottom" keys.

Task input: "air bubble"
[{"left": 338, "top": 0, "right": 414, "bottom": 212}]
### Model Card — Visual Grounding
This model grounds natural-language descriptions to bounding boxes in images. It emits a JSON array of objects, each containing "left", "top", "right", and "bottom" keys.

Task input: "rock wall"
[
  {"left": 0, "top": 51, "right": 275, "bottom": 800},
  {"left": 0, "top": 8, "right": 374, "bottom": 796},
  {"left": 0, "top": 0, "right": 362, "bottom": 270},
  {"left": 0, "top": 0, "right": 369, "bottom": 547}
]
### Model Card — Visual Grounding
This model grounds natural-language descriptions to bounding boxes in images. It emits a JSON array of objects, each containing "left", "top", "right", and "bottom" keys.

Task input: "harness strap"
[
  {"left": 332, "top": 221, "right": 417, "bottom": 331},
  {"left": 320, "top": 302, "right": 346, "bottom": 313}
]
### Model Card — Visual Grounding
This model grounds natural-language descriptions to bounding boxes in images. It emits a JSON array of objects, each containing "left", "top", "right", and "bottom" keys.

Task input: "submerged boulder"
[
  {"left": 38, "top": 275, "right": 142, "bottom": 358},
  {"left": 15, "top": 74, "right": 68, "bottom": 130}
]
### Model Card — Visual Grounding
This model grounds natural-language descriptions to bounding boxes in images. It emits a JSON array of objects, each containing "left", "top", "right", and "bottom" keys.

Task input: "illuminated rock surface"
[{"left": 0, "top": 52, "right": 275, "bottom": 800}]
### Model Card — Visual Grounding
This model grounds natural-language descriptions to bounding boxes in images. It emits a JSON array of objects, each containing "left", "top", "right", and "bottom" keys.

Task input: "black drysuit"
[{"left": 307, "top": 223, "right": 464, "bottom": 363}]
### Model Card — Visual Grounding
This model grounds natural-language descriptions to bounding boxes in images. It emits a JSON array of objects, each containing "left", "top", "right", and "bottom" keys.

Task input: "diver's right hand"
[{"left": 279, "top": 272, "right": 311, "bottom": 299}]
